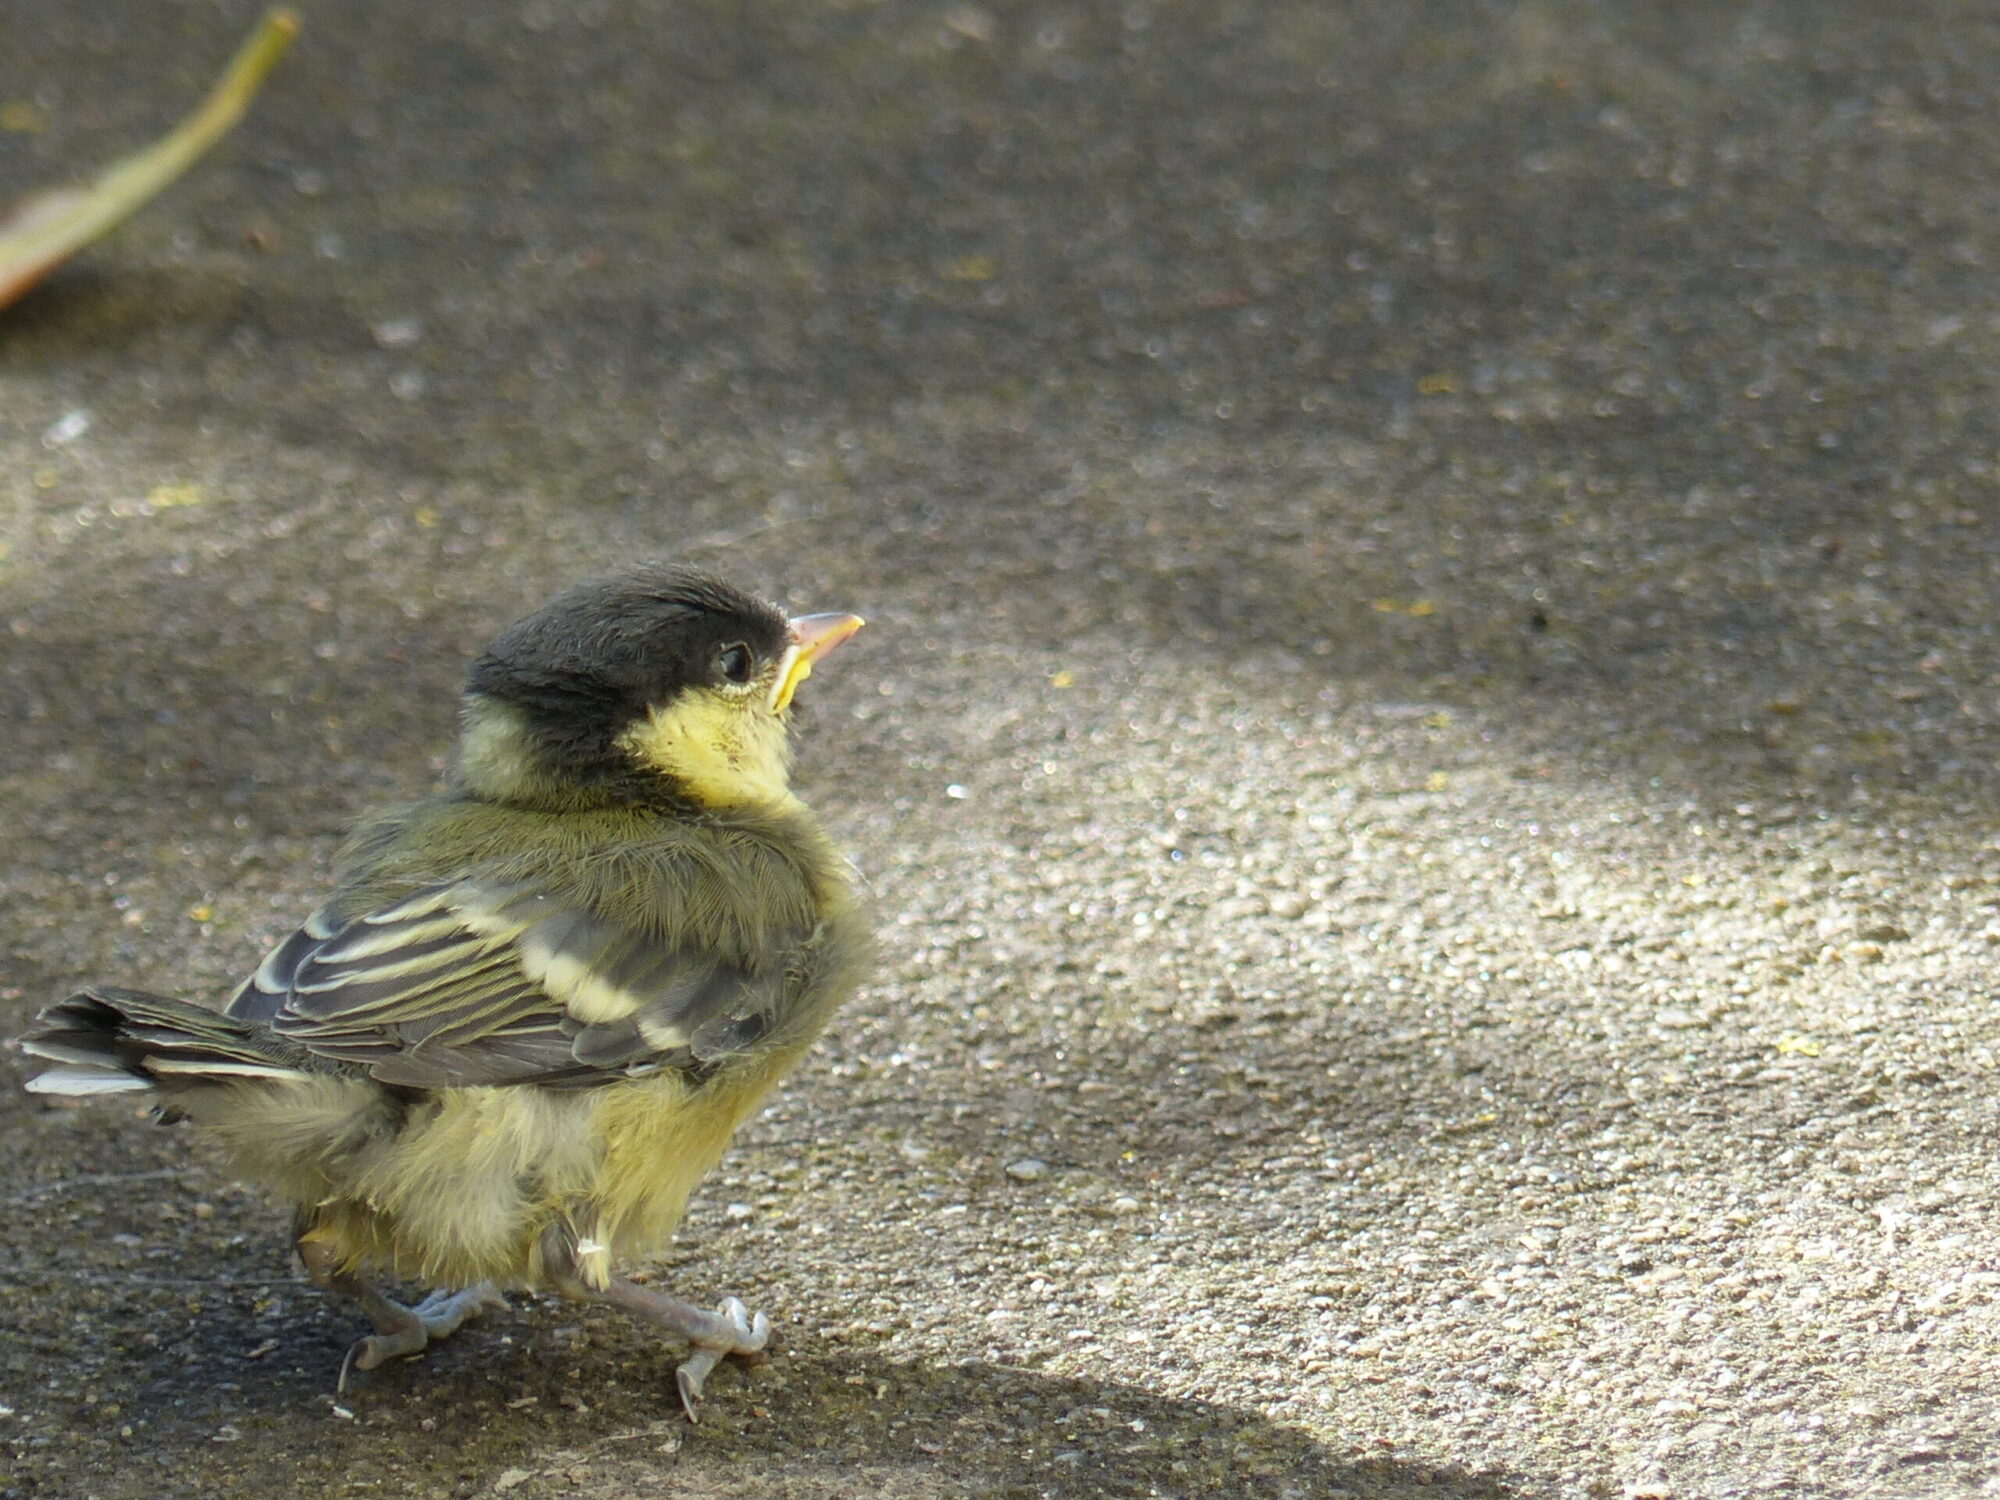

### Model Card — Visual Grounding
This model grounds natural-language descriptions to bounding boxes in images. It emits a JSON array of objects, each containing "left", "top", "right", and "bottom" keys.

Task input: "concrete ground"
[{"left": 3, "top": 2, "right": 1998, "bottom": 1496}]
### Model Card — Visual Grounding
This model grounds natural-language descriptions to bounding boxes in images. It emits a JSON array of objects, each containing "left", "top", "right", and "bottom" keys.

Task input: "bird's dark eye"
[{"left": 717, "top": 643, "right": 753, "bottom": 684}]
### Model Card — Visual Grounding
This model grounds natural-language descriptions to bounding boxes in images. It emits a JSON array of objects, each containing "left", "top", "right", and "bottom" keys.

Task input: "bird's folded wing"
[{"left": 228, "top": 881, "right": 788, "bottom": 1089}]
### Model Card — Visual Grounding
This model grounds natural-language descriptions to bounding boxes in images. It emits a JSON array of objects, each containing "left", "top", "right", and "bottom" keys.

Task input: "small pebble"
[
  {"left": 1005, "top": 1158, "right": 1048, "bottom": 1182},
  {"left": 41, "top": 411, "right": 91, "bottom": 447},
  {"left": 372, "top": 317, "right": 424, "bottom": 349}
]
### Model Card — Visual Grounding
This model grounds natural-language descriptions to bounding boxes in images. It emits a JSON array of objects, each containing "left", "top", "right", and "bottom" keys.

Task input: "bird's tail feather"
[{"left": 21, "top": 986, "right": 311, "bottom": 1097}]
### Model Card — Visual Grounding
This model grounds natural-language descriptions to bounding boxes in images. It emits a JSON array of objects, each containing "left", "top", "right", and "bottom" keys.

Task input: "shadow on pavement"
[{"left": 5, "top": 1275, "right": 1512, "bottom": 1500}]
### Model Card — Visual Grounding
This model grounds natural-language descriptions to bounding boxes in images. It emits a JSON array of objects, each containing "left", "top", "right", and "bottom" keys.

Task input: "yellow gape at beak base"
[{"left": 773, "top": 613, "right": 864, "bottom": 712}]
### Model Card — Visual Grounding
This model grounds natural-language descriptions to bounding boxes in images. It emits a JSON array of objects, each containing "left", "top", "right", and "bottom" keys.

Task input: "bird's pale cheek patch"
[
  {"left": 456, "top": 696, "right": 554, "bottom": 803},
  {"left": 619, "top": 689, "right": 795, "bottom": 811}
]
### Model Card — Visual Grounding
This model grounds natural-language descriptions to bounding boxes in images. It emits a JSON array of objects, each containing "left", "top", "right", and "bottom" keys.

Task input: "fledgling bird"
[{"left": 20, "top": 564, "right": 871, "bottom": 1417}]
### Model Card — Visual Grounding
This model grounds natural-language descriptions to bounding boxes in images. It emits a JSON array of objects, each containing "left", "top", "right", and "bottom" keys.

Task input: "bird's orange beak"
[{"left": 771, "top": 612, "right": 864, "bottom": 712}]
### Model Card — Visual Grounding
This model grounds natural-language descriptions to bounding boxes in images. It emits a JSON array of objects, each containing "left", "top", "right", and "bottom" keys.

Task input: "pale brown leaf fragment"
[{"left": 0, "top": 8, "right": 299, "bottom": 311}]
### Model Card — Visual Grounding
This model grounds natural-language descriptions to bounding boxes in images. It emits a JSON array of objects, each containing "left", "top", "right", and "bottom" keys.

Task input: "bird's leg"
[
  {"left": 541, "top": 1227, "right": 769, "bottom": 1420},
  {"left": 295, "top": 1228, "right": 504, "bottom": 1391}
]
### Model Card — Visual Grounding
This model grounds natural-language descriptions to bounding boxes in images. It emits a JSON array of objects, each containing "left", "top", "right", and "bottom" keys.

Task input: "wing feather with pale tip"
[{"left": 224, "top": 880, "right": 790, "bottom": 1090}]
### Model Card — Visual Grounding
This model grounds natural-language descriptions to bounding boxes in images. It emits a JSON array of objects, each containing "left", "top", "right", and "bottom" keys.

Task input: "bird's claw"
[
  {"left": 337, "top": 1339, "right": 362, "bottom": 1395},
  {"left": 337, "top": 1330, "right": 411, "bottom": 1393}
]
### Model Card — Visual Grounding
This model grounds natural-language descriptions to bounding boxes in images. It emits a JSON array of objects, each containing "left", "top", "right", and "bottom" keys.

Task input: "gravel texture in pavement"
[{"left": 3, "top": 3, "right": 1998, "bottom": 1497}]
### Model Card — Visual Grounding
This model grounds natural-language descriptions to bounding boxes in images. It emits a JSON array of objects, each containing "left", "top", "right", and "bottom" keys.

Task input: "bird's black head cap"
[{"left": 462, "top": 563, "right": 791, "bottom": 802}]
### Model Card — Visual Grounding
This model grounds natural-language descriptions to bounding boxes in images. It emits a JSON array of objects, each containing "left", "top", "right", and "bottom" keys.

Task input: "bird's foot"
[
  {"left": 674, "top": 1297, "right": 772, "bottom": 1422},
  {"left": 335, "top": 1283, "right": 507, "bottom": 1393},
  {"left": 566, "top": 1266, "right": 775, "bottom": 1420},
  {"left": 413, "top": 1282, "right": 509, "bottom": 1340},
  {"left": 338, "top": 1310, "right": 426, "bottom": 1392}
]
